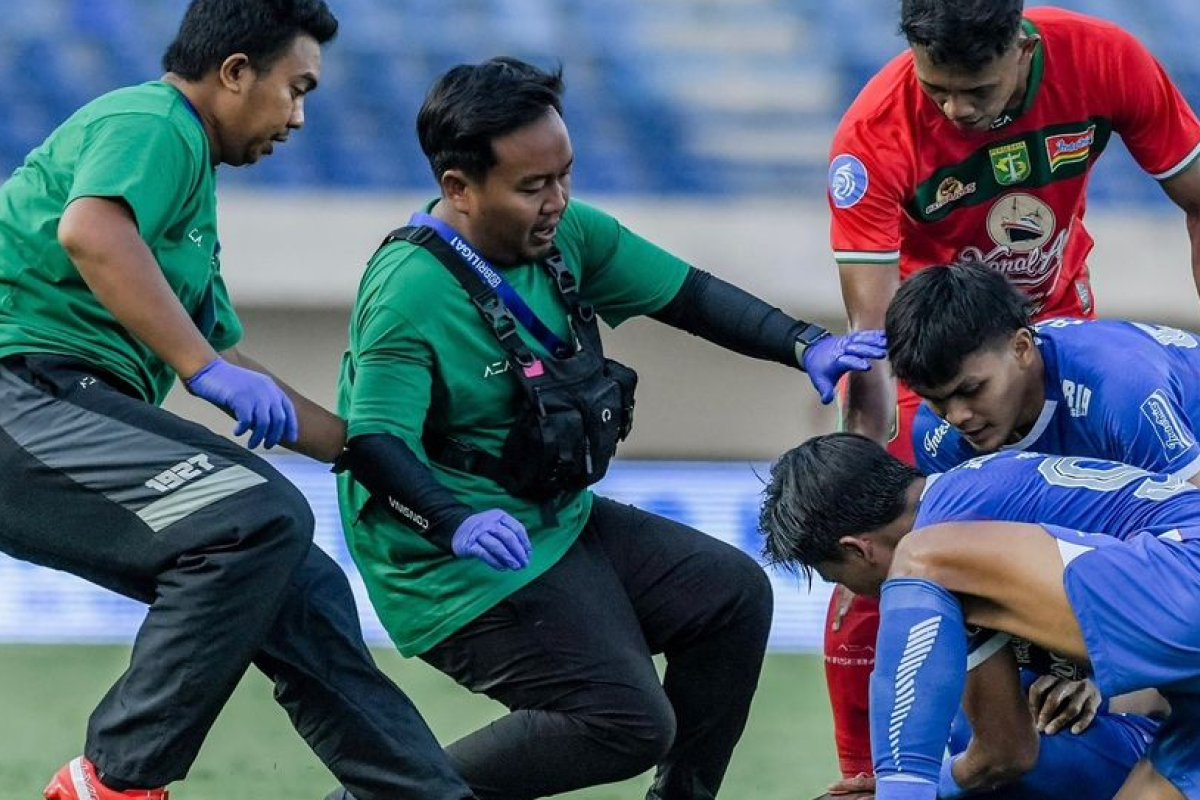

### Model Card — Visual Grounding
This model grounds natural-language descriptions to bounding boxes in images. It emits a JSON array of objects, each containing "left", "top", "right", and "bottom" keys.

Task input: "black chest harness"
[{"left": 380, "top": 225, "right": 637, "bottom": 502}]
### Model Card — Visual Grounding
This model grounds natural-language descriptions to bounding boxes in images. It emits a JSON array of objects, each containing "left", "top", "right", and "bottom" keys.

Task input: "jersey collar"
[{"left": 989, "top": 18, "right": 1044, "bottom": 131}]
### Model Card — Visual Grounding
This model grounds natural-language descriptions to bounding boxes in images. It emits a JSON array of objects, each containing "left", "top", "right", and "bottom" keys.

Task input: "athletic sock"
[{"left": 870, "top": 577, "right": 966, "bottom": 800}]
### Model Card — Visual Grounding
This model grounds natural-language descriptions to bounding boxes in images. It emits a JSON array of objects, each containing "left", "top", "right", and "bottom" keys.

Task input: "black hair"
[
  {"left": 417, "top": 56, "right": 564, "bottom": 182},
  {"left": 759, "top": 433, "right": 921, "bottom": 583},
  {"left": 162, "top": 0, "right": 338, "bottom": 80},
  {"left": 886, "top": 262, "right": 1031, "bottom": 390},
  {"left": 900, "top": 0, "right": 1024, "bottom": 71}
]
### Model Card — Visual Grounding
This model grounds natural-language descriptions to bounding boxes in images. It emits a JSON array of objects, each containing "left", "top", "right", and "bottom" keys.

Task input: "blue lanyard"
[{"left": 408, "top": 212, "right": 574, "bottom": 358}]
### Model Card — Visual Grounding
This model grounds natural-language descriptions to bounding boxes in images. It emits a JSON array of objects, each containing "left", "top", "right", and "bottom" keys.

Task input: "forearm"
[
  {"left": 838, "top": 262, "right": 899, "bottom": 442},
  {"left": 1188, "top": 207, "right": 1200, "bottom": 303},
  {"left": 844, "top": 364, "right": 895, "bottom": 443},
  {"left": 227, "top": 350, "right": 346, "bottom": 462},
  {"left": 649, "top": 269, "right": 824, "bottom": 369},
  {"left": 60, "top": 198, "right": 216, "bottom": 379},
  {"left": 337, "top": 433, "right": 474, "bottom": 552}
]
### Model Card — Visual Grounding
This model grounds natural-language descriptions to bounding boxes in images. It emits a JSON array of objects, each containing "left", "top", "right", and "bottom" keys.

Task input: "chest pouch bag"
[{"left": 378, "top": 225, "right": 637, "bottom": 501}]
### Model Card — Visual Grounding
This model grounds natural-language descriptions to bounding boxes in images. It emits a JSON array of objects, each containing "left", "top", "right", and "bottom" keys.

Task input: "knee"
[
  {"left": 713, "top": 547, "right": 775, "bottom": 638},
  {"left": 594, "top": 686, "right": 677, "bottom": 777},
  {"left": 233, "top": 479, "right": 315, "bottom": 567}
]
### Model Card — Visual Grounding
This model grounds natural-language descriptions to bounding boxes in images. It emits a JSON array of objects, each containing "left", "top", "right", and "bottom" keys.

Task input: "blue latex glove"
[
  {"left": 800, "top": 329, "right": 888, "bottom": 405},
  {"left": 452, "top": 510, "right": 532, "bottom": 571},
  {"left": 185, "top": 357, "right": 299, "bottom": 449}
]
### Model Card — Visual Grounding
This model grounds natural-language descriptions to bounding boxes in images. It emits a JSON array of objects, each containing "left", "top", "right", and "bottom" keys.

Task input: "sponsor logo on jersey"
[
  {"left": 956, "top": 194, "right": 1065, "bottom": 302},
  {"left": 989, "top": 141, "right": 1031, "bottom": 186},
  {"left": 923, "top": 420, "right": 952, "bottom": 457},
  {"left": 924, "top": 176, "right": 978, "bottom": 215},
  {"left": 828, "top": 154, "right": 869, "bottom": 209},
  {"left": 1141, "top": 390, "right": 1196, "bottom": 460},
  {"left": 1045, "top": 125, "right": 1096, "bottom": 172},
  {"left": 484, "top": 360, "right": 510, "bottom": 378},
  {"left": 1061, "top": 379, "right": 1092, "bottom": 418}
]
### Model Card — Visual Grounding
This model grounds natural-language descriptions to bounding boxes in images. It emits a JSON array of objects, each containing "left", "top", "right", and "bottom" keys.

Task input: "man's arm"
[
  {"left": 649, "top": 268, "right": 887, "bottom": 403},
  {"left": 838, "top": 262, "right": 899, "bottom": 443},
  {"left": 61, "top": 196, "right": 300, "bottom": 450},
  {"left": 223, "top": 348, "right": 345, "bottom": 462},
  {"left": 58, "top": 196, "right": 218, "bottom": 379},
  {"left": 948, "top": 646, "right": 1040, "bottom": 794},
  {"left": 1160, "top": 159, "right": 1200, "bottom": 305}
]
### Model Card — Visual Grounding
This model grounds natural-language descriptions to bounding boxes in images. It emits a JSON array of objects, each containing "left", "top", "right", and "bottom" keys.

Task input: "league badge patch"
[
  {"left": 989, "top": 140, "right": 1031, "bottom": 186},
  {"left": 829, "top": 154, "right": 869, "bottom": 209}
]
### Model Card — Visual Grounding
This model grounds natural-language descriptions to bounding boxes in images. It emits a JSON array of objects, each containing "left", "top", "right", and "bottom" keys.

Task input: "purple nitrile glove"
[
  {"left": 801, "top": 329, "right": 888, "bottom": 405},
  {"left": 452, "top": 509, "right": 532, "bottom": 571},
  {"left": 185, "top": 357, "right": 299, "bottom": 449}
]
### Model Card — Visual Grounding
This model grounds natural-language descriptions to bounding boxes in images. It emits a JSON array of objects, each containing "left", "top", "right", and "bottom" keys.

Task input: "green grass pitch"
[{"left": 0, "top": 646, "right": 835, "bottom": 799}]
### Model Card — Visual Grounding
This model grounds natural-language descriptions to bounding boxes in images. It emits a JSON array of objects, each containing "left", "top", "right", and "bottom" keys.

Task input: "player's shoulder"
[
  {"left": 1028, "top": 5, "right": 1143, "bottom": 64},
  {"left": 833, "top": 50, "right": 918, "bottom": 145},
  {"left": 1027, "top": 6, "right": 1131, "bottom": 42},
  {"left": 1039, "top": 318, "right": 1183, "bottom": 373}
]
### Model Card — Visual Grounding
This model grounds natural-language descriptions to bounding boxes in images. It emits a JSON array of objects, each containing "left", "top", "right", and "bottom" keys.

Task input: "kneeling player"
[{"left": 761, "top": 434, "right": 1196, "bottom": 800}]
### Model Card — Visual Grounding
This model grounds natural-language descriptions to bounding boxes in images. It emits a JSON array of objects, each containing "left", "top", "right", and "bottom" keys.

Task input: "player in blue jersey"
[
  {"left": 884, "top": 261, "right": 1200, "bottom": 481},
  {"left": 760, "top": 434, "right": 1194, "bottom": 800}
]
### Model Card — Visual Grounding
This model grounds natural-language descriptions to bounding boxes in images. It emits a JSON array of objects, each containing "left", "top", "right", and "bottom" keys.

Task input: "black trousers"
[
  {"left": 0, "top": 356, "right": 470, "bottom": 800},
  {"left": 420, "top": 496, "right": 774, "bottom": 800}
]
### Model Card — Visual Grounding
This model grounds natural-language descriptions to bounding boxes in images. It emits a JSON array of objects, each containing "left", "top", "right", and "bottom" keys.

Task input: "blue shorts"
[{"left": 1044, "top": 525, "right": 1200, "bottom": 798}]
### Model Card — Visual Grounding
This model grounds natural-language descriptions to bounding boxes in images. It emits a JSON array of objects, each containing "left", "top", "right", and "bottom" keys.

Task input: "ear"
[
  {"left": 837, "top": 535, "right": 872, "bottom": 564},
  {"left": 439, "top": 169, "right": 475, "bottom": 214},
  {"left": 218, "top": 53, "right": 254, "bottom": 93},
  {"left": 1012, "top": 326, "right": 1037, "bottom": 367},
  {"left": 1017, "top": 34, "right": 1040, "bottom": 63}
]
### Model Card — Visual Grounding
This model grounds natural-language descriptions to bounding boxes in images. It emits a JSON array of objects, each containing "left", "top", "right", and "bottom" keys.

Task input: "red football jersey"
[{"left": 828, "top": 7, "right": 1200, "bottom": 318}]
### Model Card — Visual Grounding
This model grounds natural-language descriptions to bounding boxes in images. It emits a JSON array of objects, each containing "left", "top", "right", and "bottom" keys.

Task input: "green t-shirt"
[
  {"left": 0, "top": 81, "right": 242, "bottom": 405},
  {"left": 338, "top": 199, "right": 690, "bottom": 655}
]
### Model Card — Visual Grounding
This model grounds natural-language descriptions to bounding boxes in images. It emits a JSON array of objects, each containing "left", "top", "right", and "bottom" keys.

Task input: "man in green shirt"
[
  {"left": 0, "top": 3, "right": 471, "bottom": 800},
  {"left": 335, "top": 57, "right": 887, "bottom": 800}
]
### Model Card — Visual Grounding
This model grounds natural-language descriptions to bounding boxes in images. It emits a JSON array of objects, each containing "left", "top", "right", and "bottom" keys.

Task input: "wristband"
[{"left": 793, "top": 324, "right": 829, "bottom": 372}]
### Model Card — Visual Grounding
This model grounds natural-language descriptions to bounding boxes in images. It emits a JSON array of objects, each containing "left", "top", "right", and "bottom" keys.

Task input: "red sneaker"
[{"left": 43, "top": 757, "right": 168, "bottom": 800}]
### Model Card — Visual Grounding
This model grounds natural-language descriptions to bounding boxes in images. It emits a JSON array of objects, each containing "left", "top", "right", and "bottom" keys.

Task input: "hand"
[
  {"left": 185, "top": 357, "right": 298, "bottom": 449},
  {"left": 801, "top": 330, "right": 888, "bottom": 405},
  {"left": 452, "top": 510, "right": 532, "bottom": 571},
  {"left": 1028, "top": 675, "right": 1102, "bottom": 734},
  {"left": 826, "top": 771, "right": 874, "bottom": 796},
  {"left": 830, "top": 584, "right": 857, "bottom": 632}
]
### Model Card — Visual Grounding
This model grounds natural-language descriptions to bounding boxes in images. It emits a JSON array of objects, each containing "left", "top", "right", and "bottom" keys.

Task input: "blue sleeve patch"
[
  {"left": 1140, "top": 390, "right": 1197, "bottom": 461},
  {"left": 828, "top": 153, "right": 870, "bottom": 209}
]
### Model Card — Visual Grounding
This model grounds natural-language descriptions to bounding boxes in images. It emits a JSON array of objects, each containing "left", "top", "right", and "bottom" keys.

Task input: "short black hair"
[
  {"left": 417, "top": 56, "right": 565, "bottom": 183},
  {"left": 900, "top": 0, "right": 1024, "bottom": 71},
  {"left": 886, "top": 262, "right": 1031, "bottom": 389},
  {"left": 162, "top": 0, "right": 338, "bottom": 81},
  {"left": 759, "top": 433, "right": 921, "bottom": 583}
]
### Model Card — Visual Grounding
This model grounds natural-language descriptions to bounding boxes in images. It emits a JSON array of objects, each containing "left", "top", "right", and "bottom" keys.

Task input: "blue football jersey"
[
  {"left": 913, "top": 319, "right": 1200, "bottom": 480},
  {"left": 915, "top": 450, "right": 1200, "bottom": 541}
]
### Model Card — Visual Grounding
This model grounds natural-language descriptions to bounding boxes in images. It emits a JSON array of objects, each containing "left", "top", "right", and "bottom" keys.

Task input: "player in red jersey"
[{"left": 824, "top": 0, "right": 1200, "bottom": 780}]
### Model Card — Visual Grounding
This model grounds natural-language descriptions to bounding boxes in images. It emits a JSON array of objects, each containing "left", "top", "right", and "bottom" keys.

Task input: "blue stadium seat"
[{"left": 0, "top": 0, "right": 1195, "bottom": 204}]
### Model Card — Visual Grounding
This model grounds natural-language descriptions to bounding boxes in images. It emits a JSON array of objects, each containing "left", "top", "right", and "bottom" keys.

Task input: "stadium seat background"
[{"left": 3, "top": 0, "right": 1196, "bottom": 203}]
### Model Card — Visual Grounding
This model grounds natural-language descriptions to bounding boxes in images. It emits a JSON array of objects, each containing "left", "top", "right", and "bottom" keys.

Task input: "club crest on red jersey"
[{"left": 989, "top": 141, "right": 1032, "bottom": 186}]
